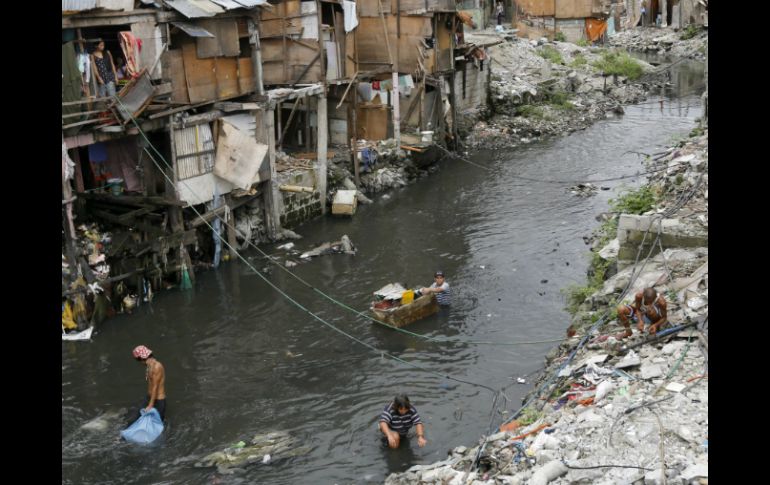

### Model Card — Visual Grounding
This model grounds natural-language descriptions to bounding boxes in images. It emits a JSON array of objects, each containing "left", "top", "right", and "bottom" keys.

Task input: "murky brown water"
[{"left": 62, "top": 61, "right": 704, "bottom": 485}]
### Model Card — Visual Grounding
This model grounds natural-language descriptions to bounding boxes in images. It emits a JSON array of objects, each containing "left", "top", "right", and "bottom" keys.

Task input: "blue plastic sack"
[{"left": 120, "top": 408, "right": 164, "bottom": 444}]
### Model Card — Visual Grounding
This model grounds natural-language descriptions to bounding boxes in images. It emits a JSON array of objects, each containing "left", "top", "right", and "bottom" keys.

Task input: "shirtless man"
[
  {"left": 132, "top": 345, "right": 166, "bottom": 421},
  {"left": 616, "top": 287, "right": 668, "bottom": 338}
]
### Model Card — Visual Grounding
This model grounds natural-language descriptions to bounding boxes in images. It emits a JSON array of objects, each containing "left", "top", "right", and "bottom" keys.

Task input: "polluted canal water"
[{"left": 62, "top": 61, "right": 705, "bottom": 485}]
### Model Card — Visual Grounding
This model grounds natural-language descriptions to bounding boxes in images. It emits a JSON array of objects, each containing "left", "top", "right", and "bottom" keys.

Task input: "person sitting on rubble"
[
  {"left": 379, "top": 394, "right": 427, "bottom": 449},
  {"left": 418, "top": 271, "right": 451, "bottom": 306},
  {"left": 617, "top": 287, "right": 668, "bottom": 338}
]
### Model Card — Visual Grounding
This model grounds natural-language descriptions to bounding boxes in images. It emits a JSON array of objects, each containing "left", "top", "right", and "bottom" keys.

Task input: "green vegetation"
[
  {"left": 591, "top": 50, "right": 644, "bottom": 80},
  {"left": 689, "top": 126, "right": 704, "bottom": 138},
  {"left": 516, "top": 104, "right": 547, "bottom": 119},
  {"left": 518, "top": 408, "right": 543, "bottom": 426},
  {"left": 570, "top": 53, "right": 587, "bottom": 68},
  {"left": 538, "top": 45, "right": 564, "bottom": 65},
  {"left": 680, "top": 25, "right": 701, "bottom": 40},
  {"left": 595, "top": 217, "right": 618, "bottom": 251},
  {"left": 564, "top": 284, "right": 596, "bottom": 315},
  {"left": 576, "top": 39, "right": 589, "bottom": 47},
  {"left": 554, "top": 32, "right": 566, "bottom": 42},
  {"left": 609, "top": 185, "right": 657, "bottom": 215},
  {"left": 545, "top": 90, "right": 575, "bottom": 110},
  {"left": 562, "top": 215, "right": 618, "bottom": 315},
  {"left": 675, "top": 174, "right": 684, "bottom": 185}
]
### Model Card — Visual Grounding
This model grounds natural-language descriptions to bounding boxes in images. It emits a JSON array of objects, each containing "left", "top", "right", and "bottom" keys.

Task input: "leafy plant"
[
  {"left": 680, "top": 25, "right": 701, "bottom": 40},
  {"left": 570, "top": 54, "right": 587, "bottom": 68},
  {"left": 517, "top": 105, "right": 547, "bottom": 119},
  {"left": 563, "top": 284, "right": 596, "bottom": 314},
  {"left": 546, "top": 90, "right": 574, "bottom": 110},
  {"left": 576, "top": 39, "right": 589, "bottom": 47},
  {"left": 591, "top": 50, "right": 644, "bottom": 80},
  {"left": 518, "top": 408, "right": 543, "bottom": 426},
  {"left": 609, "top": 185, "right": 657, "bottom": 215},
  {"left": 538, "top": 45, "right": 564, "bottom": 65},
  {"left": 554, "top": 31, "right": 566, "bottom": 42}
]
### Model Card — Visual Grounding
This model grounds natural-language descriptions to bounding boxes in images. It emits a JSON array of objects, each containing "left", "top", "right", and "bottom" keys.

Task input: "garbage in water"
[{"left": 300, "top": 235, "right": 356, "bottom": 259}]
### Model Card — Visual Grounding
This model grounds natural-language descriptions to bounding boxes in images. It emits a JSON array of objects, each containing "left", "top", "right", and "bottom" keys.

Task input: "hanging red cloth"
[{"left": 119, "top": 31, "right": 141, "bottom": 78}]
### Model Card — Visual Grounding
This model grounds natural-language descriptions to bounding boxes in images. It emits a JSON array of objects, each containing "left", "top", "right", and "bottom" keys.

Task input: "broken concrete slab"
[
  {"left": 615, "top": 351, "right": 642, "bottom": 369},
  {"left": 640, "top": 364, "right": 663, "bottom": 379}
]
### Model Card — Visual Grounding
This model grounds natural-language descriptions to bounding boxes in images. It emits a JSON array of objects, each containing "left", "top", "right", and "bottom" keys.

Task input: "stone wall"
[
  {"left": 616, "top": 215, "right": 707, "bottom": 268},
  {"left": 277, "top": 169, "right": 323, "bottom": 228}
]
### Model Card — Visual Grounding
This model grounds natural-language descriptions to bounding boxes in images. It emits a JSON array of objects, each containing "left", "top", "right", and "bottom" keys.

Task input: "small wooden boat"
[{"left": 370, "top": 293, "right": 440, "bottom": 328}]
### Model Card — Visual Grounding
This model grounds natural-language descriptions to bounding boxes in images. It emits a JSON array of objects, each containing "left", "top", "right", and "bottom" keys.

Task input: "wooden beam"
[
  {"left": 277, "top": 97, "right": 302, "bottom": 147},
  {"left": 91, "top": 209, "right": 167, "bottom": 237},
  {"left": 289, "top": 151, "right": 335, "bottom": 160},
  {"left": 335, "top": 71, "right": 358, "bottom": 109},
  {"left": 79, "top": 192, "right": 186, "bottom": 207},
  {"left": 279, "top": 184, "right": 315, "bottom": 193},
  {"left": 378, "top": 0, "right": 393, "bottom": 66},
  {"left": 62, "top": 9, "right": 163, "bottom": 28},
  {"left": 291, "top": 53, "right": 321, "bottom": 87}
]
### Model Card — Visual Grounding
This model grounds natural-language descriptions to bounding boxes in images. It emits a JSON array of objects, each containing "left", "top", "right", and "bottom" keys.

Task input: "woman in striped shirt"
[{"left": 379, "top": 394, "right": 427, "bottom": 448}]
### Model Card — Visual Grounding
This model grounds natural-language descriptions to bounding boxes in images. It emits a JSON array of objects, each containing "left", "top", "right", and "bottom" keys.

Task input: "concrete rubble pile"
[
  {"left": 610, "top": 27, "right": 707, "bottom": 61},
  {"left": 464, "top": 29, "right": 662, "bottom": 149}
]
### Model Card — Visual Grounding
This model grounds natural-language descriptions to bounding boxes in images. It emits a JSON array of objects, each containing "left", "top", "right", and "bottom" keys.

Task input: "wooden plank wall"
[
  {"left": 261, "top": 38, "right": 322, "bottom": 85},
  {"left": 163, "top": 49, "right": 190, "bottom": 104},
  {"left": 355, "top": 16, "right": 432, "bottom": 75},
  {"left": 167, "top": 39, "right": 255, "bottom": 104},
  {"left": 555, "top": 0, "right": 593, "bottom": 19}
]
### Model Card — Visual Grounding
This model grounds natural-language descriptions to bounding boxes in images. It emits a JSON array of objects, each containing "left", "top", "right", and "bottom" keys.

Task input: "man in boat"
[
  {"left": 419, "top": 271, "right": 451, "bottom": 306},
  {"left": 616, "top": 287, "right": 668, "bottom": 338},
  {"left": 130, "top": 345, "right": 167, "bottom": 422},
  {"left": 379, "top": 394, "right": 427, "bottom": 449}
]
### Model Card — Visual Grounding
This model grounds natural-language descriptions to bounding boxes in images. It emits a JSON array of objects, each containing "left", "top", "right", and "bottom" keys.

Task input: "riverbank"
[
  {"left": 610, "top": 26, "right": 708, "bottom": 61},
  {"left": 322, "top": 29, "right": 687, "bottom": 203},
  {"left": 384, "top": 123, "right": 708, "bottom": 484}
]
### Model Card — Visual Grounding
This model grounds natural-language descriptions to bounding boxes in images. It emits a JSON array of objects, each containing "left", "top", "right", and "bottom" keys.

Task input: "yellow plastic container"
[{"left": 401, "top": 290, "right": 415, "bottom": 305}]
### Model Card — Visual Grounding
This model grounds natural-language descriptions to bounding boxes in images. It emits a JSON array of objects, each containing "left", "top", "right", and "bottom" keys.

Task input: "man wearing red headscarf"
[{"left": 131, "top": 345, "right": 166, "bottom": 421}]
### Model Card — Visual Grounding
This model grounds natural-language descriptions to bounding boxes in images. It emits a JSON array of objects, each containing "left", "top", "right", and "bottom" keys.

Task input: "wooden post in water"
[{"left": 317, "top": 92, "right": 328, "bottom": 214}]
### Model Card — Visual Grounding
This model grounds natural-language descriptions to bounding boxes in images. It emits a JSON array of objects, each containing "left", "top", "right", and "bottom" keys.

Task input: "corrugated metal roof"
[
  {"left": 174, "top": 123, "right": 215, "bottom": 180},
  {"left": 208, "top": 0, "right": 246, "bottom": 9},
  {"left": 233, "top": 0, "right": 268, "bottom": 7},
  {"left": 171, "top": 22, "right": 216, "bottom": 38},
  {"left": 62, "top": 0, "right": 98, "bottom": 12},
  {"left": 164, "top": 0, "right": 224, "bottom": 18}
]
